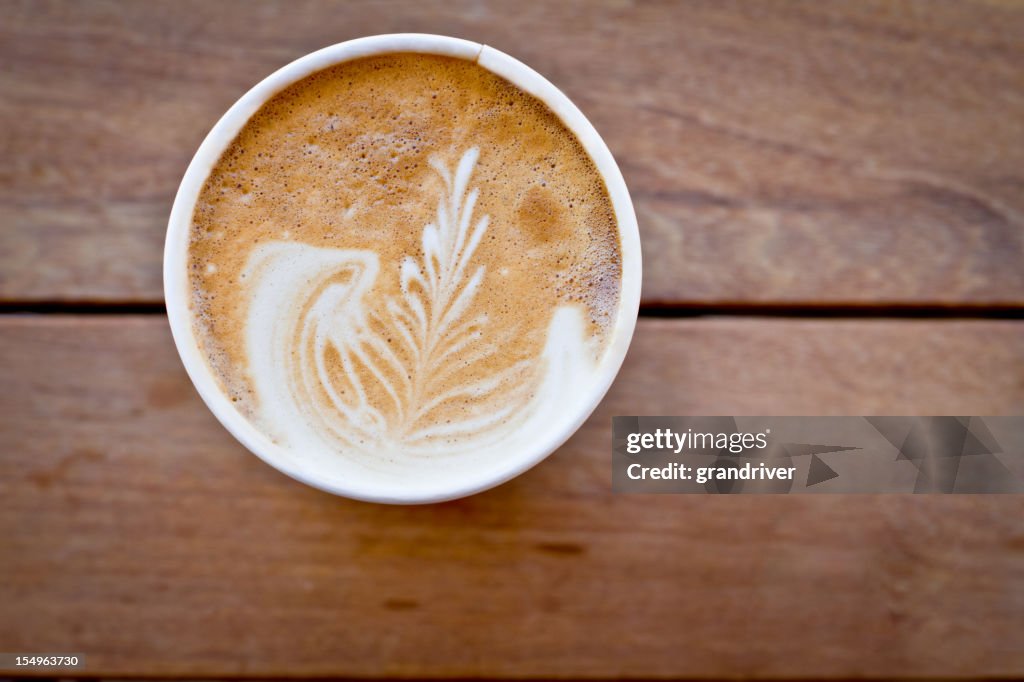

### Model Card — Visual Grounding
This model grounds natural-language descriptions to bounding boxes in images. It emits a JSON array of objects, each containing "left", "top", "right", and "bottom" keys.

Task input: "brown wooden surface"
[
  {"left": 3, "top": 1, "right": 1024, "bottom": 678},
  {"left": 1, "top": 316, "right": 1023, "bottom": 678},
  {"left": 2, "top": 0, "right": 1024, "bottom": 304}
]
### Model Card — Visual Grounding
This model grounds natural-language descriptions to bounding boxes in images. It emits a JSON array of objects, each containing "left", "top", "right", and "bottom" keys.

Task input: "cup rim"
[{"left": 164, "top": 33, "right": 641, "bottom": 504}]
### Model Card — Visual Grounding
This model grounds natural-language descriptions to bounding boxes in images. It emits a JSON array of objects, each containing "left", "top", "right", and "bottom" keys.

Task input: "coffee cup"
[{"left": 164, "top": 34, "right": 640, "bottom": 503}]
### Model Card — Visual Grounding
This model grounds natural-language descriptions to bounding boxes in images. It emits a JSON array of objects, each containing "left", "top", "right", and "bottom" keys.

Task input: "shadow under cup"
[{"left": 164, "top": 33, "right": 641, "bottom": 504}]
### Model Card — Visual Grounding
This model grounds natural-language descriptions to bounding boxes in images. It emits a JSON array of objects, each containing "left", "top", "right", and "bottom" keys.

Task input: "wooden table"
[{"left": 2, "top": 1, "right": 1023, "bottom": 678}]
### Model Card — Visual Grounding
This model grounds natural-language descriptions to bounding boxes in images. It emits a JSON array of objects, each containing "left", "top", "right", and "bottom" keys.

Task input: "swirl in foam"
[
  {"left": 188, "top": 54, "right": 621, "bottom": 485},
  {"left": 244, "top": 148, "right": 595, "bottom": 465}
]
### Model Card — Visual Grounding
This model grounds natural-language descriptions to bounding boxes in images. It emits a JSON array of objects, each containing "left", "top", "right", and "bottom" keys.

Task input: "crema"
[{"left": 188, "top": 53, "right": 622, "bottom": 480}]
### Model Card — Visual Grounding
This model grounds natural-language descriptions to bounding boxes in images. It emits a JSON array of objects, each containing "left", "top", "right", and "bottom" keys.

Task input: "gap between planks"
[{"left": 0, "top": 300, "right": 1023, "bottom": 320}]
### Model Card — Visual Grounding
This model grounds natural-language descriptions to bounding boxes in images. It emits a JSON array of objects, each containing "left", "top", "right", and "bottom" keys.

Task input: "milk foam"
[
  {"left": 188, "top": 53, "right": 621, "bottom": 484},
  {"left": 241, "top": 149, "right": 595, "bottom": 478}
]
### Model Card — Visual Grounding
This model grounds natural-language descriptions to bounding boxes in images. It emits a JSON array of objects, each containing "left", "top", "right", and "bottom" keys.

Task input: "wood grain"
[
  {"left": 2, "top": 0, "right": 1023, "bottom": 304},
  {"left": 1, "top": 316, "right": 1022, "bottom": 678}
]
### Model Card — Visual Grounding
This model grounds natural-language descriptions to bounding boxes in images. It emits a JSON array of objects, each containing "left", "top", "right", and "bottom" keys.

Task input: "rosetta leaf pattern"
[{"left": 307, "top": 147, "right": 534, "bottom": 451}]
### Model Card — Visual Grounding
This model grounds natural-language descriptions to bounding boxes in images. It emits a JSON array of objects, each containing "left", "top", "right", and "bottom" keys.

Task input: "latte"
[{"left": 187, "top": 52, "right": 622, "bottom": 482}]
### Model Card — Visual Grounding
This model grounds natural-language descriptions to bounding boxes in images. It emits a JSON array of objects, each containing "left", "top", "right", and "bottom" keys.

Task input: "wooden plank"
[
  {"left": 1, "top": 315, "right": 1022, "bottom": 678},
  {"left": 2, "top": 1, "right": 1023, "bottom": 304}
]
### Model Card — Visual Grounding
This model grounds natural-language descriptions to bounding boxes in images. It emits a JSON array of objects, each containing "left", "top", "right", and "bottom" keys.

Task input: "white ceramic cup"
[{"left": 164, "top": 34, "right": 641, "bottom": 504}]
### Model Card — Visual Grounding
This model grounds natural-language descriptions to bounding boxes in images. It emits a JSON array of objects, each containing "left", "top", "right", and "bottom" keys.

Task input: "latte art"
[
  {"left": 245, "top": 147, "right": 584, "bottom": 458},
  {"left": 187, "top": 53, "right": 622, "bottom": 485}
]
